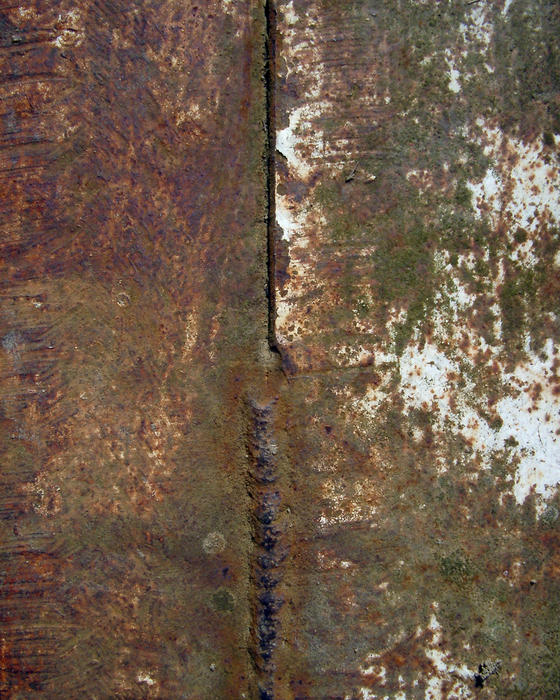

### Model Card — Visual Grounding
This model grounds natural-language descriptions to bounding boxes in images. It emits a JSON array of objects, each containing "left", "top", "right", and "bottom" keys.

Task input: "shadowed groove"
[{"left": 265, "top": 0, "right": 279, "bottom": 354}]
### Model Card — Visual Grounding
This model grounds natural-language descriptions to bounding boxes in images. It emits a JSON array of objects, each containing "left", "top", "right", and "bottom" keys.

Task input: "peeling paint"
[
  {"left": 468, "top": 120, "right": 560, "bottom": 238},
  {"left": 273, "top": 0, "right": 560, "bottom": 696}
]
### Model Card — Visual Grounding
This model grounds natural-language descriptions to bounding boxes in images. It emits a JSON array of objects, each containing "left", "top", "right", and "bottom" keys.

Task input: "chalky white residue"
[
  {"left": 468, "top": 122, "right": 560, "bottom": 256},
  {"left": 497, "top": 339, "right": 560, "bottom": 505},
  {"left": 353, "top": 330, "right": 560, "bottom": 509}
]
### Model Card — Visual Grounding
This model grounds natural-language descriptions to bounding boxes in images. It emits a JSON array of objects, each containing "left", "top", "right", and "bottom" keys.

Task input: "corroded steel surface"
[
  {"left": 274, "top": 0, "right": 560, "bottom": 697},
  {"left": 0, "top": 0, "right": 559, "bottom": 698},
  {"left": 0, "top": 1, "right": 269, "bottom": 696}
]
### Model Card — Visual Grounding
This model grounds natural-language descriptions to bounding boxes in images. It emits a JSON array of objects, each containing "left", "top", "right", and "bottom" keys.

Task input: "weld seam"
[{"left": 247, "top": 398, "right": 285, "bottom": 700}]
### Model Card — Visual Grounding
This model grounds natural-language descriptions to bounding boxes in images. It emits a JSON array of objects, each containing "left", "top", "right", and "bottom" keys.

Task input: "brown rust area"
[
  {"left": 273, "top": 0, "right": 560, "bottom": 698},
  {"left": 1, "top": 0, "right": 268, "bottom": 696},
  {"left": 1, "top": 0, "right": 560, "bottom": 698}
]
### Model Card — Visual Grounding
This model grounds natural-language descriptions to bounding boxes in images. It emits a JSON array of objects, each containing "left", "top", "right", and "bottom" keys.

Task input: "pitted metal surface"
[
  {"left": 272, "top": 1, "right": 560, "bottom": 697},
  {"left": 1, "top": 0, "right": 559, "bottom": 698}
]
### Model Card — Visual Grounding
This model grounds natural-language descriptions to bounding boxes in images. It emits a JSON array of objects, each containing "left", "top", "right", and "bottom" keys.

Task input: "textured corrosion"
[
  {"left": 1, "top": 0, "right": 559, "bottom": 698},
  {"left": 273, "top": 0, "right": 560, "bottom": 697},
  {"left": 0, "top": 0, "right": 269, "bottom": 696},
  {"left": 247, "top": 396, "right": 285, "bottom": 699}
]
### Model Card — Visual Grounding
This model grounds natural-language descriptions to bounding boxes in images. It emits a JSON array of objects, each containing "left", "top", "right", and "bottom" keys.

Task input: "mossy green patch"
[
  {"left": 211, "top": 589, "right": 235, "bottom": 613},
  {"left": 439, "top": 550, "right": 475, "bottom": 586}
]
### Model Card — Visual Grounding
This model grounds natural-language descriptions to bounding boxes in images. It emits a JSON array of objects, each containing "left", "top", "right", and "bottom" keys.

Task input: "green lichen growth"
[
  {"left": 454, "top": 180, "right": 473, "bottom": 209},
  {"left": 211, "top": 589, "right": 235, "bottom": 613},
  {"left": 310, "top": 0, "right": 560, "bottom": 365},
  {"left": 494, "top": 0, "right": 560, "bottom": 136},
  {"left": 540, "top": 504, "right": 559, "bottom": 527},
  {"left": 439, "top": 550, "right": 475, "bottom": 585},
  {"left": 282, "top": 1, "right": 560, "bottom": 697}
]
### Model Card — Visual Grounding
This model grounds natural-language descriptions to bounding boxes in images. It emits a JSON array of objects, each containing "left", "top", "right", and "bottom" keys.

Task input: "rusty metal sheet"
[
  {"left": 0, "top": 1, "right": 269, "bottom": 697},
  {"left": 272, "top": 0, "right": 560, "bottom": 697},
  {"left": 1, "top": 0, "right": 559, "bottom": 698}
]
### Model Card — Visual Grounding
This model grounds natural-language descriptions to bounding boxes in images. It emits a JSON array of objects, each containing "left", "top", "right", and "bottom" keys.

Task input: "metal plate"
[
  {"left": 1, "top": 0, "right": 559, "bottom": 698},
  {"left": 273, "top": 1, "right": 560, "bottom": 697},
  {"left": 0, "top": 1, "right": 267, "bottom": 696}
]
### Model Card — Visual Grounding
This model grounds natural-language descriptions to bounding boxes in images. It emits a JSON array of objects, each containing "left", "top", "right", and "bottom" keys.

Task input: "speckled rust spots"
[
  {"left": 1, "top": 0, "right": 268, "bottom": 696},
  {"left": 2, "top": 0, "right": 560, "bottom": 697},
  {"left": 273, "top": 0, "right": 560, "bottom": 697}
]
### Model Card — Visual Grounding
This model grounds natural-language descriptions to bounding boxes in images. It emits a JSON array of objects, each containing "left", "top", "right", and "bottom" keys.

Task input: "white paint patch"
[
  {"left": 356, "top": 329, "right": 560, "bottom": 508},
  {"left": 423, "top": 613, "right": 472, "bottom": 698},
  {"left": 276, "top": 107, "right": 311, "bottom": 179},
  {"left": 468, "top": 121, "right": 560, "bottom": 240},
  {"left": 448, "top": 67, "right": 461, "bottom": 93},
  {"left": 445, "top": 51, "right": 462, "bottom": 94},
  {"left": 507, "top": 146, "right": 560, "bottom": 233},
  {"left": 467, "top": 167, "right": 501, "bottom": 222},
  {"left": 275, "top": 194, "right": 303, "bottom": 242},
  {"left": 137, "top": 672, "right": 155, "bottom": 686},
  {"left": 359, "top": 662, "right": 387, "bottom": 683},
  {"left": 355, "top": 690, "right": 377, "bottom": 700},
  {"left": 359, "top": 608, "right": 473, "bottom": 698},
  {"left": 497, "top": 339, "right": 560, "bottom": 505},
  {"left": 400, "top": 343, "right": 456, "bottom": 410},
  {"left": 398, "top": 343, "right": 497, "bottom": 461},
  {"left": 276, "top": 105, "right": 325, "bottom": 180},
  {"left": 283, "top": 0, "right": 299, "bottom": 26},
  {"left": 461, "top": 3, "right": 493, "bottom": 49},
  {"left": 275, "top": 297, "right": 295, "bottom": 329}
]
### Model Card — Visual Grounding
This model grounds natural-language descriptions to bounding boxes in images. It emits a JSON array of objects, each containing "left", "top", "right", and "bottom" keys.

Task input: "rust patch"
[
  {"left": 1, "top": 0, "right": 560, "bottom": 697},
  {"left": 272, "top": 0, "right": 560, "bottom": 697},
  {"left": 1, "top": 0, "right": 269, "bottom": 696}
]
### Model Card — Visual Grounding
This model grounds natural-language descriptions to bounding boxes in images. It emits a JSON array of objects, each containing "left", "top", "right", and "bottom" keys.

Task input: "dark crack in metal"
[{"left": 265, "top": 0, "right": 280, "bottom": 354}]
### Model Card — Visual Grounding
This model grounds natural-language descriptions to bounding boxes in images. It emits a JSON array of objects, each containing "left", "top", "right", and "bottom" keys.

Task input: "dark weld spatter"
[{"left": 247, "top": 398, "right": 286, "bottom": 700}]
